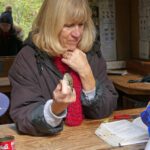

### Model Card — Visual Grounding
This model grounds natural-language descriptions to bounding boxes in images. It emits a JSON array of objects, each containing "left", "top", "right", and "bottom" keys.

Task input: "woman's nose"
[{"left": 72, "top": 25, "right": 81, "bottom": 37}]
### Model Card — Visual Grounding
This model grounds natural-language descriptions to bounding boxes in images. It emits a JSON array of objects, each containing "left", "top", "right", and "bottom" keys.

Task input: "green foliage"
[{"left": 0, "top": 0, "right": 43, "bottom": 39}]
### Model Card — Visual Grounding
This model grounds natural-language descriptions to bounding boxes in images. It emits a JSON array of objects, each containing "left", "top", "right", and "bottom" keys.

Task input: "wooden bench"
[{"left": 0, "top": 56, "right": 15, "bottom": 77}]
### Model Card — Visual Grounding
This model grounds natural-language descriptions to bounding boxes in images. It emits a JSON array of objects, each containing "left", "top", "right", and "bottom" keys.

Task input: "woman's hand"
[
  {"left": 62, "top": 49, "right": 90, "bottom": 76},
  {"left": 62, "top": 49, "right": 96, "bottom": 91},
  {"left": 51, "top": 80, "right": 76, "bottom": 115}
]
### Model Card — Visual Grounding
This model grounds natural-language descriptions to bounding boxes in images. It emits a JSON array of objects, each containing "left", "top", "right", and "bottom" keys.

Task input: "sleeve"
[
  {"left": 81, "top": 51, "right": 118, "bottom": 119},
  {"left": 44, "top": 100, "right": 67, "bottom": 127},
  {"left": 9, "top": 50, "right": 63, "bottom": 136},
  {"left": 82, "top": 88, "right": 96, "bottom": 100}
]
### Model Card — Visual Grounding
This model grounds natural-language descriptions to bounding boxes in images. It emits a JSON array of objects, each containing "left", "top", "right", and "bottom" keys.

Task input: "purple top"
[{"left": 141, "top": 105, "right": 150, "bottom": 136}]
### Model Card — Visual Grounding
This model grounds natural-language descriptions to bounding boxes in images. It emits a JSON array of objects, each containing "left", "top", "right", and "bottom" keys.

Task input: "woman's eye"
[
  {"left": 64, "top": 24, "right": 74, "bottom": 28},
  {"left": 79, "top": 23, "right": 84, "bottom": 26},
  {"left": 64, "top": 23, "right": 84, "bottom": 28}
]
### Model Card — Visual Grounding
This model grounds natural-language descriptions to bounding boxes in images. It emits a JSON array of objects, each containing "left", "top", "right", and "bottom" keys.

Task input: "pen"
[{"left": 113, "top": 114, "right": 139, "bottom": 120}]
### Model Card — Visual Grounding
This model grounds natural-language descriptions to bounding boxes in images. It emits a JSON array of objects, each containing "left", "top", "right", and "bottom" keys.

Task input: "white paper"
[
  {"left": 95, "top": 117, "right": 149, "bottom": 147},
  {"left": 99, "top": 0, "right": 116, "bottom": 61}
]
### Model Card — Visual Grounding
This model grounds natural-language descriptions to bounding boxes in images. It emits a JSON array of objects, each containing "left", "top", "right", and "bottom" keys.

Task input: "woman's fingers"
[
  {"left": 60, "top": 80, "right": 71, "bottom": 94},
  {"left": 53, "top": 80, "right": 76, "bottom": 103},
  {"left": 62, "top": 51, "right": 72, "bottom": 59}
]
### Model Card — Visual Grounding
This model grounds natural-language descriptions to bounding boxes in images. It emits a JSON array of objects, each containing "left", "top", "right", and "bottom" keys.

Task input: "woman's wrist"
[
  {"left": 51, "top": 101, "right": 68, "bottom": 116},
  {"left": 79, "top": 67, "right": 96, "bottom": 91},
  {"left": 78, "top": 65, "right": 91, "bottom": 78}
]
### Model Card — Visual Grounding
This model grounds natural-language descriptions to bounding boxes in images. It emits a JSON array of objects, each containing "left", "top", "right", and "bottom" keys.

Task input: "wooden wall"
[
  {"left": 115, "top": 0, "right": 139, "bottom": 60},
  {"left": 130, "top": 0, "right": 139, "bottom": 59},
  {"left": 115, "top": 0, "right": 131, "bottom": 60}
]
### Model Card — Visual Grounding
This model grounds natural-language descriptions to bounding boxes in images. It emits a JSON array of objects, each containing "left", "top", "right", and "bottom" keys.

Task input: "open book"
[{"left": 95, "top": 117, "right": 149, "bottom": 147}]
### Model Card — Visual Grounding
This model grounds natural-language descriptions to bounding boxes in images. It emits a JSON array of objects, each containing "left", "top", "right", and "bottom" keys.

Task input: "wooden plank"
[
  {"left": 127, "top": 60, "right": 150, "bottom": 75},
  {"left": 0, "top": 56, "right": 15, "bottom": 77},
  {"left": 0, "top": 77, "right": 11, "bottom": 93},
  {"left": 115, "top": 0, "right": 130, "bottom": 60}
]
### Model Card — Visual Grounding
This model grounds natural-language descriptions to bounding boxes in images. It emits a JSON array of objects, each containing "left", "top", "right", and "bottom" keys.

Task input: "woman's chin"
[{"left": 67, "top": 46, "right": 77, "bottom": 51}]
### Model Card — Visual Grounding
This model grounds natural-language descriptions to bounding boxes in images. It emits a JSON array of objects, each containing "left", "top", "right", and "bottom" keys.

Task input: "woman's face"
[
  {"left": 0, "top": 23, "right": 11, "bottom": 32},
  {"left": 59, "top": 23, "right": 84, "bottom": 51}
]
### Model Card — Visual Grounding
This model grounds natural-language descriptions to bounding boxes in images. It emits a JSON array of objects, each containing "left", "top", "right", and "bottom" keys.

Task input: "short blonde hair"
[{"left": 32, "top": 0, "right": 96, "bottom": 56}]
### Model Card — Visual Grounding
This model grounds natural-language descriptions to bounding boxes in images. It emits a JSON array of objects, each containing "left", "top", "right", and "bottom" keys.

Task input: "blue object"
[{"left": 0, "top": 93, "right": 9, "bottom": 117}]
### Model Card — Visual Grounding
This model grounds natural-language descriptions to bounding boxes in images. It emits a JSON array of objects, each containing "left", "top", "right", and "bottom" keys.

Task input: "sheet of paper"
[{"left": 99, "top": 0, "right": 116, "bottom": 61}]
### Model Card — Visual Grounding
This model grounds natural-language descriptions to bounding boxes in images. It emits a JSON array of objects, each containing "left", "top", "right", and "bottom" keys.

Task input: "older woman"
[{"left": 9, "top": 0, "right": 118, "bottom": 136}]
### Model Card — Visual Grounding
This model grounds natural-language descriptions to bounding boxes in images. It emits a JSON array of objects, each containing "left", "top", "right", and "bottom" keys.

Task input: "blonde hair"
[{"left": 32, "top": 0, "right": 96, "bottom": 56}]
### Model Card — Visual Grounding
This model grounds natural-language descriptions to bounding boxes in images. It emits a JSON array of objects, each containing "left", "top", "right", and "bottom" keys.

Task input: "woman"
[
  {"left": 0, "top": 12, "right": 22, "bottom": 56},
  {"left": 9, "top": 0, "right": 118, "bottom": 136}
]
